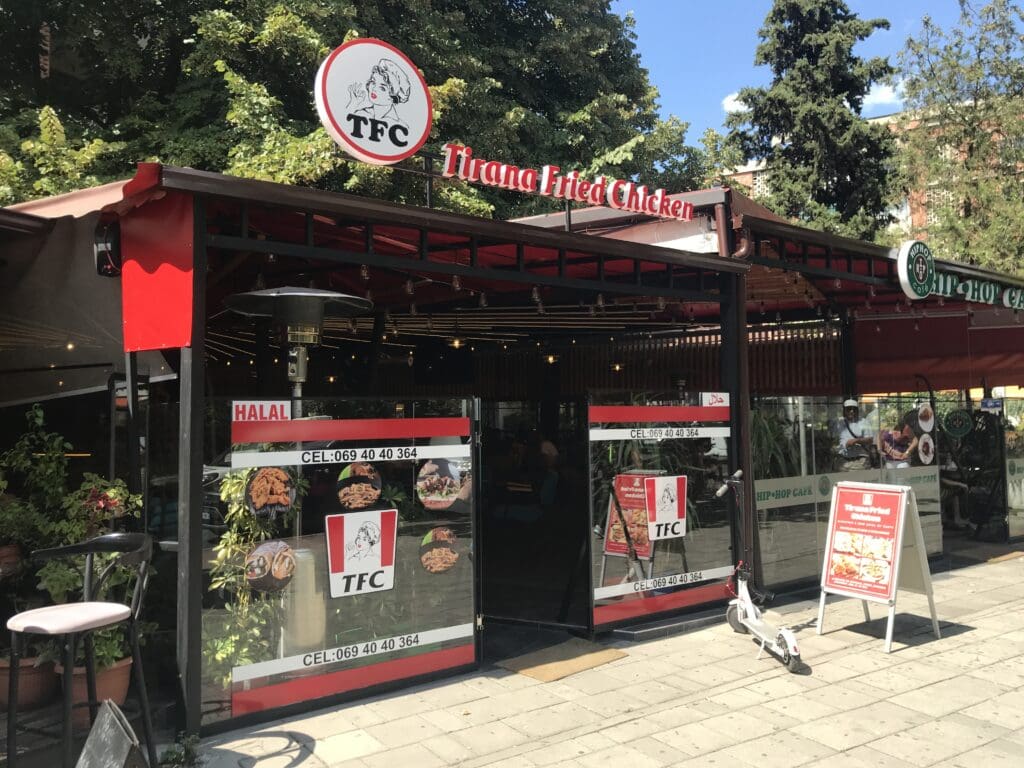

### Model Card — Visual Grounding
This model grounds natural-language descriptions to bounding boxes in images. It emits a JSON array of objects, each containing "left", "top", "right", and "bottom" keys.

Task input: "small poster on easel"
[{"left": 816, "top": 481, "right": 940, "bottom": 652}]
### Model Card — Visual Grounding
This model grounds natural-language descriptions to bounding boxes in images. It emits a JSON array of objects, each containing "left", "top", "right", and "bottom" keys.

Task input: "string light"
[
  {"left": 360, "top": 264, "right": 370, "bottom": 281},
  {"left": 451, "top": 275, "right": 461, "bottom": 291},
  {"left": 478, "top": 292, "right": 488, "bottom": 308},
  {"left": 531, "top": 286, "right": 540, "bottom": 303},
  {"left": 404, "top": 279, "right": 414, "bottom": 295},
  {"left": 65, "top": 341, "right": 75, "bottom": 351},
  {"left": 596, "top": 293, "right": 604, "bottom": 308},
  {"left": 410, "top": 303, "right": 418, "bottom": 316}
]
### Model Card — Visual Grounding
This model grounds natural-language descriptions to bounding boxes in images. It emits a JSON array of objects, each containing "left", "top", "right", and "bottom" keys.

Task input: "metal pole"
[{"left": 176, "top": 195, "right": 207, "bottom": 736}]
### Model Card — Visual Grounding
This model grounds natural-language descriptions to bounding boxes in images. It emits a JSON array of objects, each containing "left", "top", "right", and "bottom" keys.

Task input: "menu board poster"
[
  {"left": 603, "top": 473, "right": 653, "bottom": 560},
  {"left": 822, "top": 483, "right": 906, "bottom": 602}
]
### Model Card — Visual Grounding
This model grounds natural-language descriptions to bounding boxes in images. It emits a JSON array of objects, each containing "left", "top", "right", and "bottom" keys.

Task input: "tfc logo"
[
  {"left": 316, "top": 39, "right": 432, "bottom": 165},
  {"left": 325, "top": 509, "right": 398, "bottom": 597}
]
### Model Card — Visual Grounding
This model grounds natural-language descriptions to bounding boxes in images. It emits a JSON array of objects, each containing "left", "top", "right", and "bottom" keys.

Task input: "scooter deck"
[{"left": 744, "top": 617, "right": 774, "bottom": 638}]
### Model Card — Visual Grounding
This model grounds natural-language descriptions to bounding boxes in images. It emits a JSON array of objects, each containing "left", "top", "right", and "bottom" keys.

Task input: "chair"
[{"left": 6, "top": 533, "right": 157, "bottom": 768}]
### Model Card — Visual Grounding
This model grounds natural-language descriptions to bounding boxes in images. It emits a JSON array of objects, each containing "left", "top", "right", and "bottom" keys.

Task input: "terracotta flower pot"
[
  {"left": 55, "top": 656, "right": 133, "bottom": 730},
  {"left": 0, "top": 543, "right": 22, "bottom": 579},
  {"left": 0, "top": 656, "right": 58, "bottom": 711}
]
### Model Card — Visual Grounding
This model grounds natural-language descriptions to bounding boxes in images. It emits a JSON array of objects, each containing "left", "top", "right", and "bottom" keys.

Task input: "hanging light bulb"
[
  {"left": 775, "top": 311, "right": 782, "bottom": 323},
  {"left": 864, "top": 298, "right": 872, "bottom": 310},
  {"left": 410, "top": 302, "right": 418, "bottom": 316},
  {"left": 816, "top": 305, "right": 823, "bottom": 317},
  {"left": 537, "top": 300, "right": 546, "bottom": 315},
  {"left": 588, "top": 304, "right": 596, "bottom": 317},
  {"left": 875, "top": 323, "right": 881, "bottom": 333},
  {"left": 868, "top": 285, "right": 876, "bottom": 298},
  {"left": 656, "top": 296, "right": 666, "bottom": 311},
  {"left": 478, "top": 292, "right": 488, "bottom": 308},
  {"left": 937, "top": 296, "right": 945, "bottom": 307},
  {"left": 365, "top": 288, "right": 373, "bottom": 301},
  {"left": 347, "top": 319, "right": 356, "bottom": 333},
  {"left": 851, "top": 308, "right": 859, "bottom": 319},
  {"left": 404, "top": 279, "right": 415, "bottom": 295},
  {"left": 360, "top": 264, "right": 370, "bottom": 281},
  {"left": 914, "top": 321, "right": 920, "bottom": 332},
  {"left": 452, "top": 274, "right": 462, "bottom": 291},
  {"left": 531, "top": 286, "right": 540, "bottom": 303},
  {"left": 894, "top": 302, "right": 902, "bottom": 313},
  {"left": 834, "top": 278, "right": 841, "bottom": 290},
  {"left": 596, "top": 293, "right": 604, "bottom": 308}
]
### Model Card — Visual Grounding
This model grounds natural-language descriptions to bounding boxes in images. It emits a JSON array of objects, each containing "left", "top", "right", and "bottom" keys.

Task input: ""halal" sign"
[{"left": 315, "top": 39, "right": 433, "bottom": 165}]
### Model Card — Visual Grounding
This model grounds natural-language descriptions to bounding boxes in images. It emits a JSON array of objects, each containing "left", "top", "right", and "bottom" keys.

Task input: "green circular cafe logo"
[
  {"left": 818, "top": 475, "right": 832, "bottom": 496},
  {"left": 897, "top": 240, "right": 935, "bottom": 300},
  {"left": 944, "top": 409, "right": 973, "bottom": 439}
]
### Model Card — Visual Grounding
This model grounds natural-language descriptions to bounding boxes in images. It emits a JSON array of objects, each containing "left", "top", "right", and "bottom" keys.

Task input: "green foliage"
[
  {"left": 0, "top": 404, "right": 71, "bottom": 514},
  {"left": 750, "top": 408, "right": 801, "bottom": 481},
  {"left": 203, "top": 467, "right": 307, "bottom": 689},
  {"left": 897, "top": 0, "right": 1024, "bottom": 276},
  {"left": 0, "top": 1, "right": 709, "bottom": 215},
  {"left": 728, "top": 0, "right": 897, "bottom": 239},
  {"left": 0, "top": 495, "right": 46, "bottom": 553},
  {"left": 160, "top": 734, "right": 204, "bottom": 768}
]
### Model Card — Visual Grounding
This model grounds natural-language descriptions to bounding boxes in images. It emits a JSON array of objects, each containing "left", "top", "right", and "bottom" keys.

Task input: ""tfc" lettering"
[
  {"left": 345, "top": 114, "right": 409, "bottom": 147},
  {"left": 339, "top": 570, "right": 386, "bottom": 592}
]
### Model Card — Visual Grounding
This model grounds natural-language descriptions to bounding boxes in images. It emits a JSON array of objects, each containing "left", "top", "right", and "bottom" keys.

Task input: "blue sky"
[{"left": 610, "top": 0, "right": 965, "bottom": 141}]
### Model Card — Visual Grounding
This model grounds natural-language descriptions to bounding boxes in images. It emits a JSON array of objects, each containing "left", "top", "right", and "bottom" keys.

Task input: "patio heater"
[
  {"left": 225, "top": 287, "right": 372, "bottom": 656},
  {"left": 225, "top": 286, "right": 373, "bottom": 417}
]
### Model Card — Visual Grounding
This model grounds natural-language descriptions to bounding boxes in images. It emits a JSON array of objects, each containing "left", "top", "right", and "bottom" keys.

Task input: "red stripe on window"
[
  {"left": 588, "top": 406, "right": 730, "bottom": 424},
  {"left": 229, "top": 644, "right": 476, "bottom": 715},
  {"left": 325, "top": 514, "right": 345, "bottom": 573},
  {"left": 379, "top": 510, "right": 397, "bottom": 568},
  {"left": 231, "top": 417, "right": 471, "bottom": 444},
  {"left": 593, "top": 581, "right": 731, "bottom": 628}
]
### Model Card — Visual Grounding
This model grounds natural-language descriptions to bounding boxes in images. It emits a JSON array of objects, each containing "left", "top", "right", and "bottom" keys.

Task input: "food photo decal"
[
  {"left": 247, "top": 467, "right": 295, "bottom": 519},
  {"left": 419, "top": 526, "right": 460, "bottom": 574},
  {"left": 337, "top": 461, "right": 383, "bottom": 510}
]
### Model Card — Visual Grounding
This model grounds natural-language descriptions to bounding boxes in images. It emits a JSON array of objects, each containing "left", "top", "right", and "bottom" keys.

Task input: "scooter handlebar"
[{"left": 715, "top": 469, "right": 744, "bottom": 497}]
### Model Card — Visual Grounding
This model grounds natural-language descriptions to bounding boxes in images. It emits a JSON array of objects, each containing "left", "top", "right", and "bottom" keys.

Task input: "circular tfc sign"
[
  {"left": 896, "top": 240, "right": 935, "bottom": 300},
  {"left": 315, "top": 39, "right": 432, "bottom": 165}
]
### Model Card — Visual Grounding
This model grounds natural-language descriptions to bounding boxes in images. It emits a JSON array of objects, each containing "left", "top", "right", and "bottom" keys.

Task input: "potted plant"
[
  {"left": 36, "top": 473, "right": 145, "bottom": 728},
  {"left": 0, "top": 405, "right": 70, "bottom": 712}
]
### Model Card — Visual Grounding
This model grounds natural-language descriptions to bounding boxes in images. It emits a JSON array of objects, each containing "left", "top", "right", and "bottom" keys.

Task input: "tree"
[
  {"left": 727, "top": 0, "right": 896, "bottom": 239},
  {"left": 0, "top": 1, "right": 707, "bottom": 218},
  {"left": 898, "top": 0, "right": 1024, "bottom": 276}
]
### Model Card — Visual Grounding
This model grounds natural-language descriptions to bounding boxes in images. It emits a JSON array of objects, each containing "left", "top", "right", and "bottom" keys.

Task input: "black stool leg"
[
  {"left": 7, "top": 631, "right": 21, "bottom": 767},
  {"left": 83, "top": 632, "right": 99, "bottom": 726},
  {"left": 62, "top": 633, "right": 76, "bottom": 768},
  {"left": 128, "top": 622, "right": 158, "bottom": 768}
]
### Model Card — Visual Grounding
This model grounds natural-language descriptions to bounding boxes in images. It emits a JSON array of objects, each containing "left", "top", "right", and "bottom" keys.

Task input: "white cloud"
[
  {"left": 722, "top": 92, "right": 746, "bottom": 114},
  {"left": 863, "top": 82, "right": 903, "bottom": 111}
]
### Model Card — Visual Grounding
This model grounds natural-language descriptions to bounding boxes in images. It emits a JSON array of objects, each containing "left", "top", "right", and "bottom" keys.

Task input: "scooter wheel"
[
  {"left": 786, "top": 653, "right": 802, "bottom": 673},
  {"left": 726, "top": 604, "right": 748, "bottom": 634}
]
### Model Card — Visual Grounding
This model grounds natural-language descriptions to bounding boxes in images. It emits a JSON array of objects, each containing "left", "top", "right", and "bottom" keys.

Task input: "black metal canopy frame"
[{"left": 142, "top": 165, "right": 754, "bottom": 735}]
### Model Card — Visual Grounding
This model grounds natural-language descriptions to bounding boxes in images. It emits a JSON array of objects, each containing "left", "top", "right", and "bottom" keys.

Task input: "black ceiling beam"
[{"left": 206, "top": 233, "right": 724, "bottom": 303}]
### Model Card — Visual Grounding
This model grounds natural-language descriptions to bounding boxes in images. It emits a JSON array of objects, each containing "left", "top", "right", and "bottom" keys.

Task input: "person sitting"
[
  {"left": 835, "top": 398, "right": 874, "bottom": 471},
  {"left": 878, "top": 417, "right": 918, "bottom": 469}
]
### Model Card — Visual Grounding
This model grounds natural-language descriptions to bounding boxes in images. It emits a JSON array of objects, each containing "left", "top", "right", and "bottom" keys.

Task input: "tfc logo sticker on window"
[
  {"left": 644, "top": 475, "right": 687, "bottom": 541},
  {"left": 325, "top": 509, "right": 398, "bottom": 597}
]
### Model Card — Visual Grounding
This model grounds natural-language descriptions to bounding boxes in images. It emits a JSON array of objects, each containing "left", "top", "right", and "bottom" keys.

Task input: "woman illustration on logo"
[
  {"left": 347, "top": 58, "right": 412, "bottom": 126},
  {"left": 347, "top": 521, "right": 381, "bottom": 561}
]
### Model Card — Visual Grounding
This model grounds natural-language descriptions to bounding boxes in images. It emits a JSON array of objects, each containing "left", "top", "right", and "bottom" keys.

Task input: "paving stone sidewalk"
[{"left": 205, "top": 553, "right": 1024, "bottom": 767}]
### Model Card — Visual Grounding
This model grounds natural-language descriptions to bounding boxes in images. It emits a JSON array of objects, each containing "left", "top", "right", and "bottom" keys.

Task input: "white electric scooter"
[{"left": 716, "top": 469, "right": 802, "bottom": 672}]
